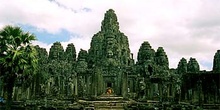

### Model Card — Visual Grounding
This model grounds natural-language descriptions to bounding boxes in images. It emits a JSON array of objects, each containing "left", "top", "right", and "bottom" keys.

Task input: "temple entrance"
[
  {"left": 106, "top": 82, "right": 113, "bottom": 94},
  {"left": 107, "top": 82, "right": 112, "bottom": 87}
]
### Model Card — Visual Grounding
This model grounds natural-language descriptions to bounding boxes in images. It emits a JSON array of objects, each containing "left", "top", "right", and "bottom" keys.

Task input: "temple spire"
[
  {"left": 101, "top": 9, "right": 119, "bottom": 32},
  {"left": 213, "top": 50, "right": 220, "bottom": 72}
]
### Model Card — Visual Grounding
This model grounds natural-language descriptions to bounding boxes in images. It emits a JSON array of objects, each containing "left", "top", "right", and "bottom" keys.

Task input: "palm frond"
[{"left": 0, "top": 25, "right": 38, "bottom": 79}]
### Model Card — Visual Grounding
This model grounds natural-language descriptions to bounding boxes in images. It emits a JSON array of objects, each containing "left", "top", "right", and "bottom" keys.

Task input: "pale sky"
[{"left": 1, "top": 0, "right": 220, "bottom": 70}]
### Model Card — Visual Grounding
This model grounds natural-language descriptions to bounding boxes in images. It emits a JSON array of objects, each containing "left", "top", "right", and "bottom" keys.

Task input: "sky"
[{"left": 0, "top": 0, "right": 220, "bottom": 70}]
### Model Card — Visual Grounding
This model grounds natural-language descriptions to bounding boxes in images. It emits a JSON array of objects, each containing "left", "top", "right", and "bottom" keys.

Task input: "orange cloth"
[{"left": 106, "top": 88, "right": 112, "bottom": 94}]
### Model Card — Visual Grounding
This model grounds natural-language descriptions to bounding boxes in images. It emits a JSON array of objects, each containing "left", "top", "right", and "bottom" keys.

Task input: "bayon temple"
[{"left": 0, "top": 9, "right": 220, "bottom": 110}]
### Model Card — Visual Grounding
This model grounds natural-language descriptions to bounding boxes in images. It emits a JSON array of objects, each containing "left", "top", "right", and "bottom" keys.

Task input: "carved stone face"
[
  {"left": 105, "top": 50, "right": 119, "bottom": 67},
  {"left": 107, "top": 37, "right": 114, "bottom": 44},
  {"left": 139, "top": 80, "right": 146, "bottom": 90},
  {"left": 106, "top": 34, "right": 115, "bottom": 48},
  {"left": 107, "top": 50, "right": 113, "bottom": 58}
]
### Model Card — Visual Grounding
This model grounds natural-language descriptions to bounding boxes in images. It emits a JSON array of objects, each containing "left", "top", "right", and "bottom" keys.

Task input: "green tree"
[{"left": 0, "top": 25, "right": 37, "bottom": 110}]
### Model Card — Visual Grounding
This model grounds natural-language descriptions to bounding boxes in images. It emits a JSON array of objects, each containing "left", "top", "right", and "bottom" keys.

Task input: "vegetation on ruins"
[
  {"left": 0, "top": 9, "right": 219, "bottom": 109},
  {"left": 213, "top": 50, "right": 220, "bottom": 72},
  {"left": 177, "top": 58, "right": 187, "bottom": 74},
  {"left": 33, "top": 45, "right": 48, "bottom": 98}
]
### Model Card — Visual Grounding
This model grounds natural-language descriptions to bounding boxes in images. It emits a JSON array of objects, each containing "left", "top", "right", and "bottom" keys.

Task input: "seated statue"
[{"left": 106, "top": 87, "right": 114, "bottom": 95}]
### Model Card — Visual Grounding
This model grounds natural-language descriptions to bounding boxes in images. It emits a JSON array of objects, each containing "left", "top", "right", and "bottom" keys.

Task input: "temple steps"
[
  {"left": 95, "top": 106, "right": 124, "bottom": 110},
  {"left": 202, "top": 104, "right": 220, "bottom": 110},
  {"left": 80, "top": 100, "right": 127, "bottom": 110},
  {"left": 94, "top": 101, "right": 124, "bottom": 110},
  {"left": 96, "top": 97, "right": 124, "bottom": 101},
  {"left": 80, "top": 94, "right": 127, "bottom": 110}
]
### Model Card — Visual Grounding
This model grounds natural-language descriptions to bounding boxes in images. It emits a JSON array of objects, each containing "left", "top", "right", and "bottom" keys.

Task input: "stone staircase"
[
  {"left": 80, "top": 94, "right": 128, "bottom": 110},
  {"left": 94, "top": 101, "right": 125, "bottom": 110},
  {"left": 202, "top": 104, "right": 220, "bottom": 110}
]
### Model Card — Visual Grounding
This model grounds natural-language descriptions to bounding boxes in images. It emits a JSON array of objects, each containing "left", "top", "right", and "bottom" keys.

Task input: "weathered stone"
[
  {"left": 213, "top": 50, "right": 220, "bottom": 72},
  {"left": 33, "top": 45, "right": 48, "bottom": 98},
  {"left": 177, "top": 57, "right": 187, "bottom": 74},
  {"left": 154, "top": 47, "right": 169, "bottom": 75},
  {"left": 65, "top": 43, "right": 76, "bottom": 62},
  {"left": 136, "top": 41, "right": 155, "bottom": 77},
  {"left": 41, "top": 42, "right": 78, "bottom": 98},
  {"left": 76, "top": 49, "right": 88, "bottom": 74},
  {"left": 87, "top": 9, "right": 131, "bottom": 97},
  {"left": 49, "top": 42, "right": 64, "bottom": 61},
  {"left": 1, "top": 9, "right": 220, "bottom": 110},
  {"left": 137, "top": 41, "right": 155, "bottom": 64},
  {"left": 155, "top": 47, "right": 169, "bottom": 70},
  {"left": 76, "top": 49, "right": 89, "bottom": 97},
  {"left": 136, "top": 42, "right": 170, "bottom": 101},
  {"left": 101, "top": 9, "right": 119, "bottom": 32},
  {"left": 187, "top": 57, "right": 200, "bottom": 73}
]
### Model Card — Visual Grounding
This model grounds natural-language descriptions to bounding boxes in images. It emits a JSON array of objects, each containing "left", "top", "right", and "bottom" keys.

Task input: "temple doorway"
[
  {"left": 106, "top": 82, "right": 113, "bottom": 94},
  {"left": 107, "top": 82, "right": 112, "bottom": 87}
]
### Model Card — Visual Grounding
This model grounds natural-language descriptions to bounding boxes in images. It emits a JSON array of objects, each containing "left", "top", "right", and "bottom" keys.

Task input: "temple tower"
[{"left": 88, "top": 9, "right": 131, "bottom": 97}]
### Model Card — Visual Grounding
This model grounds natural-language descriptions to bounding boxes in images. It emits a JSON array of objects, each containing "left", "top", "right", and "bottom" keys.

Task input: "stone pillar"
[
  {"left": 116, "top": 74, "right": 120, "bottom": 95},
  {"left": 0, "top": 87, "right": 3, "bottom": 97},
  {"left": 118, "top": 71, "right": 123, "bottom": 95},
  {"left": 122, "top": 72, "right": 128, "bottom": 98},
  {"left": 27, "top": 87, "right": 30, "bottom": 99},
  {"left": 92, "top": 71, "right": 97, "bottom": 97},
  {"left": 12, "top": 87, "right": 16, "bottom": 100},
  {"left": 87, "top": 76, "right": 91, "bottom": 96},
  {"left": 158, "top": 83, "right": 162, "bottom": 100},
  {"left": 0, "top": 80, "right": 4, "bottom": 97},
  {"left": 150, "top": 83, "right": 154, "bottom": 99},
  {"left": 99, "top": 70, "right": 104, "bottom": 94},
  {"left": 74, "top": 75, "right": 78, "bottom": 96},
  {"left": 46, "top": 81, "right": 50, "bottom": 95}
]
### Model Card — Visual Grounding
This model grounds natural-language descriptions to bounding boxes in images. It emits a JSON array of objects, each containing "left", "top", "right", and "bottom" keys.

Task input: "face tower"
[{"left": 88, "top": 9, "right": 132, "bottom": 97}]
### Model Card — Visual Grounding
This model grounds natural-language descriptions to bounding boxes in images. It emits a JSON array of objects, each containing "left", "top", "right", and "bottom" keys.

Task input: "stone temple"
[
  {"left": 0, "top": 9, "right": 220, "bottom": 110},
  {"left": 86, "top": 9, "right": 132, "bottom": 98}
]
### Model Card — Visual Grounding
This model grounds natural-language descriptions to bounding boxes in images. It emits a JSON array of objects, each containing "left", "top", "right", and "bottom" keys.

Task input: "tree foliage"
[{"left": 0, "top": 25, "right": 37, "bottom": 110}]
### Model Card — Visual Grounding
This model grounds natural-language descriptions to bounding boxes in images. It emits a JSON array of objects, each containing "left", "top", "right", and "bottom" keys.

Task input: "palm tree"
[{"left": 0, "top": 25, "right": 38, "bottom": 110}]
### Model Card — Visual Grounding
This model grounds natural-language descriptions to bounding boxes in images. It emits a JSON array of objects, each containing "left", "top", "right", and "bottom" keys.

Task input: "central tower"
[{"left": 88, "top": 9, "right": 132, "bottom": 97}]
